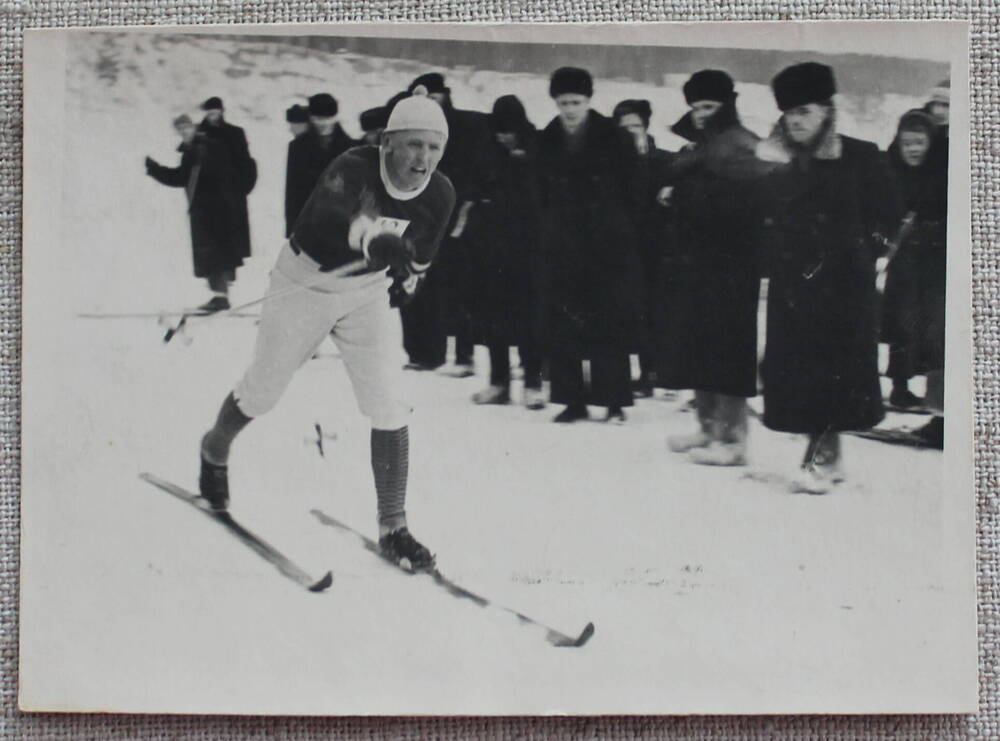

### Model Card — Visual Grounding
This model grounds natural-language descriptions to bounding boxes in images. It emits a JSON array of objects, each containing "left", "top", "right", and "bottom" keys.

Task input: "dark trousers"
[
  {"left": 400, "top": 272, "right": 446, "bottom": 368},
  {"left": 549, "top": 350, "right": 632, "bottom": 409},
  {"left": 455, "top": 332, "right": 474, "bottom": 366},
  {"left": 207, "top": 268, "right": 236, "bottom": 294},
  {"left": 489, "top": 342, "right": 542, "bottom": 390}
]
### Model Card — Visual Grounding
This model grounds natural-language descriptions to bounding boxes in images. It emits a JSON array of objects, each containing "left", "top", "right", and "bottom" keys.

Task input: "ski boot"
[
  {"left": 378, "top": 527, "right": 436, "bottom": 572},
  {"left": 198, "top": 454, "right": 230, "bottom": 511},
  {"left": 196, "top": 295, "right": 230, "bottom": 314}
]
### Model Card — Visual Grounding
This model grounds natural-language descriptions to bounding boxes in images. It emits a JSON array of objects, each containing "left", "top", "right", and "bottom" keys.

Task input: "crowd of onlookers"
[{"left": 147, "top": 59, "right": 949, "bottom": 494}]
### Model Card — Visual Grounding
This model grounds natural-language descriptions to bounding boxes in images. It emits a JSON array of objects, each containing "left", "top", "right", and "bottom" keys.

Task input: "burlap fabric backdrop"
[{"left": 1, "top": 2, "right": 995, "bottom": 738}]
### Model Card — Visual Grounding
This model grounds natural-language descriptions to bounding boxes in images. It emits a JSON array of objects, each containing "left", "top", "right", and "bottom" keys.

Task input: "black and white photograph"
[{"left": 19, "top": 21, "right": 974, "bottom": 715}]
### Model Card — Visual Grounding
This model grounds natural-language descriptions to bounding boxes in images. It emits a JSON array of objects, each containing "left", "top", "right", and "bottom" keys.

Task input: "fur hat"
[
  {"left": 172, "top": 114, "right": 193, "bottom": 129},
  {"left": 771, "top": 62, "right": 836, "bottom": 112},
  {"left": 408, "top": 73, "right": 448, "bottom": 96},
  {"left": 682, "top": 70, "right": 735, "bottom": 105},
  {"left": 201, "top": 96, "right": 224, "bottom": 111},
  {"left": 928, "top": 78, "right": 950, "bottom": 105},
  {"left": 549, "top": 67, "right": 593, "bottom": 99},
  {"left": 490, "top": 95, "right": 530, "bottom": 133},
  {"left": 612, "top": 99, "right": 652, "bottom": 126},
  {"left": 359, "top": 106, "right": 388, "bottom": 133},
  {"left": 308, "top": 93, "right": 338, "bottom": 117},
  {"left": 285, "top": 104, "right": 308, "bottom": 124},
  {"left": 384, "top": 89, "right": 449, "bottom": 139}
]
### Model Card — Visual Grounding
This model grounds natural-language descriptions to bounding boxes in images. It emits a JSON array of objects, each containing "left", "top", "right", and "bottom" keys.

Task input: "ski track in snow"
[{"left": 19, "top": 33, "right": 956, "bottom": 715}]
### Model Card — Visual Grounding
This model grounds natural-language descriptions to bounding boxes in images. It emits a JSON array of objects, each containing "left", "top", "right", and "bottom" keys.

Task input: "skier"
[
  {"left": 197, "top": 91, "right": 455, "bottom": 570},
  {"left": 284, "top": 93, "right": 356, "bottom": 237},
  {"left": 145, "top": 98, "right": 256, "bottom": 313},
  {"left": 535, "top": 67, "right": 643, "bottom": 424},
  {"left": 756, "top": 62, "right": 903, "bottom": 493},
  {"left": 656, "top": 70, "right": 772, "bottom": 466}
]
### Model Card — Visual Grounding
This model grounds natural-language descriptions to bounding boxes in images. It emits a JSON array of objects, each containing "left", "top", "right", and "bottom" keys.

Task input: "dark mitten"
[{"left": 366, "top": 233, "right": 413, "bottom": 273}]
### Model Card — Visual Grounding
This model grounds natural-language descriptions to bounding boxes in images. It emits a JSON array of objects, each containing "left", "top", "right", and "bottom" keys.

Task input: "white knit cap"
[{"left": 384, "top": 87, "right": 449, "bottom": 139}]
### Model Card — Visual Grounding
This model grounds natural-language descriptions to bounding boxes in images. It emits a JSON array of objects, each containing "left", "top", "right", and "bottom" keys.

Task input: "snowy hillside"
[{"left": 17, "top": 31, "right": 970, "bottom": 716}]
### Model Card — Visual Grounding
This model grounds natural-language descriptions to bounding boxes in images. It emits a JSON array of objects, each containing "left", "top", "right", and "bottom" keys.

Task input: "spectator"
[
  {"left": 756, "top": 62, "right": 904, "bottom": 493},
  {"left": 535, "top": 67, "right": 643, "bottom": 424},
  {"left": 469, "top": 95, "right": 546, "bottom": 410}
]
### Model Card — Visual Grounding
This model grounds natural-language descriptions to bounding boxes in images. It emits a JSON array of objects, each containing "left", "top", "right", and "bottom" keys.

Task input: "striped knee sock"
[
  {"left": 201, "top": 392, "right": 253, "bottom": 465},
  {"left": 372, "top": 426, "right": 409, "bottom": 533}
]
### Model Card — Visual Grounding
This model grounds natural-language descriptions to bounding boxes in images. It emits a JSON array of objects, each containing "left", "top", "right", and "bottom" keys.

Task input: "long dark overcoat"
[
  {"left": 284, "top": 124, "right": 355, "bottom": 237},
  {"left": 654, "top": 104, "right": 769, "bottom": 397},
  {"left": 149, "top": 118, "right": 255, "bottom": 277},
  {"left": 534, "top": 110, "right": 643, "bottom": 356},
  {"left": 760, "top": 133, "right": 904, "bottom": 433},
  {"left": 466, "top": 129, "right": 544, "bottom": 347},
  {"left": 881, "top": 137, "right": 948, "bottom": 377}
]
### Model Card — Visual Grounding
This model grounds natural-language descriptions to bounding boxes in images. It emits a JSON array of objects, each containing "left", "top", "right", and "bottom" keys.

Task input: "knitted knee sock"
[
  {"left": 201, "top": 392, "right": 253, "bottom": 465},
  {"left": 372, "top": 426, "right": 409, "bottom": 535}
]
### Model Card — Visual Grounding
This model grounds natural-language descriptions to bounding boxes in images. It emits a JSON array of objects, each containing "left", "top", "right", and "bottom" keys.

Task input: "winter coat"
[
  {"left": 147, "top": 119, "right": 256, "bottom": 277},
  {"left": 535, "top": 110, "right": 643, "bottom": 356},
  {"left": 757, "top": 124, "right": 904, "bottom": 433},
  {"left": 284, "top": 124, "right": 356, "bottom": 237},
  {"left": 653, "top": 104, "right": 771, "bottom": 397},
  {"left": 417, "top": 102, "right": 496, "bottom": 337},
  {"left": 881, "top": 134, "right": 948, "bottom": 376},
  {"left": 466, "top": 128, "right": 545, "bottom": 347}
]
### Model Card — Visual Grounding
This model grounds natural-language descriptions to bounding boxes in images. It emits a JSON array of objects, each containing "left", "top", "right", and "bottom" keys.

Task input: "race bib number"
[{"left": 373, "top": 216, "right": 410, "bottom": 238}]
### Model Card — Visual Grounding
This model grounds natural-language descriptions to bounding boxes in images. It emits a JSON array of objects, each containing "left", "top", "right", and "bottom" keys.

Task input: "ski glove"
[{"left": 365, "top": 233, "right": 415, "bottom": 273}]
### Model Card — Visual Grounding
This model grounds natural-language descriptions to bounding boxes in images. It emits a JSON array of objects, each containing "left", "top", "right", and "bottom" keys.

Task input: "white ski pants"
[{"left": 234, "top": 242, "right": 410, "bottom": 430}]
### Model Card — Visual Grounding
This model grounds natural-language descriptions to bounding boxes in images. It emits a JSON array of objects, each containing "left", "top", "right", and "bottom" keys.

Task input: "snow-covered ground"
[{"left": 19, "top": 31, "right": 973, "bottom": 715}]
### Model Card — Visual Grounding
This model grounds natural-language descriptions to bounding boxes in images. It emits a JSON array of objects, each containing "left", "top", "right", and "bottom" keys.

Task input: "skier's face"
[
  {"left": 689, "top": 100, "right": 722, "bottom": 130},
  {"left": 899, "top": 130, "right": 932, "bottom": 167},
  {"left": 288, "top": 121, "right": 309, "bottom": 137},
  {"left": 310, "top": 115, "right": 337, "bottom": 136},
  {"left": 555, "top": 94, "right": 590, "bottom": 129},
  {"left": 383, "top": 130, "right": 446, "bottom": 191},
  {"left": 783, "top": 103, "right": 830, "bottom": 146},
  {"left": 928, "top": 101, "right": 949, "bottom": 126},
  {"left": 204, "top": 109, "right": 223, "bottom": 125}
]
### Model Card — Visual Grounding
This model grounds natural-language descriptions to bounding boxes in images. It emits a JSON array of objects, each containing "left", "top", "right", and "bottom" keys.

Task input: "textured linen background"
[{"left": 1, "top": 2, "right": 995, "bottom": 738}]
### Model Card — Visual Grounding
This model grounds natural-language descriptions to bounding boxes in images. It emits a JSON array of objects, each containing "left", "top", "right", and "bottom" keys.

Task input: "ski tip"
[
  {"left": 309, "top": 571, "right": 334, "bottom": 592},
  {"left": 551, "top": 621, "right": 595, "bottom": 648},
  {"left": 574, "top": 622, "right": 596, "bottom": 647}
]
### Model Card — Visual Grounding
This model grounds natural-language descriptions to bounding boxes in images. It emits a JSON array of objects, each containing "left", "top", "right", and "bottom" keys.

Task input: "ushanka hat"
[
  {"left": 172, "top": 114, "right": 193, "bottom": 128},
  {"left": 285, "top": 104, "right": 308, "bottom": 124},
  {"left": 771, "top": 62, "right": 837, "bottom": 112},
  {"left": 682, "top": 70, "right": 735, "bottom": 105},
  {"left": 549, "top": 67, "right": 594, "bottom": 98},
  {"left": 408, "top": 73, "right": 448, "bottom": 96},
  {"left": 359, "top": 106, "right": 389, "bottom": 132},
  {"left": 201, "top": 96, "right": 224, "bottom": 111},
  {"left": 490, "top": 95, "right": 530, "bottom": 133},
  {"left": 308, "top": 93, "right": 338, "bottom": 117}
]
